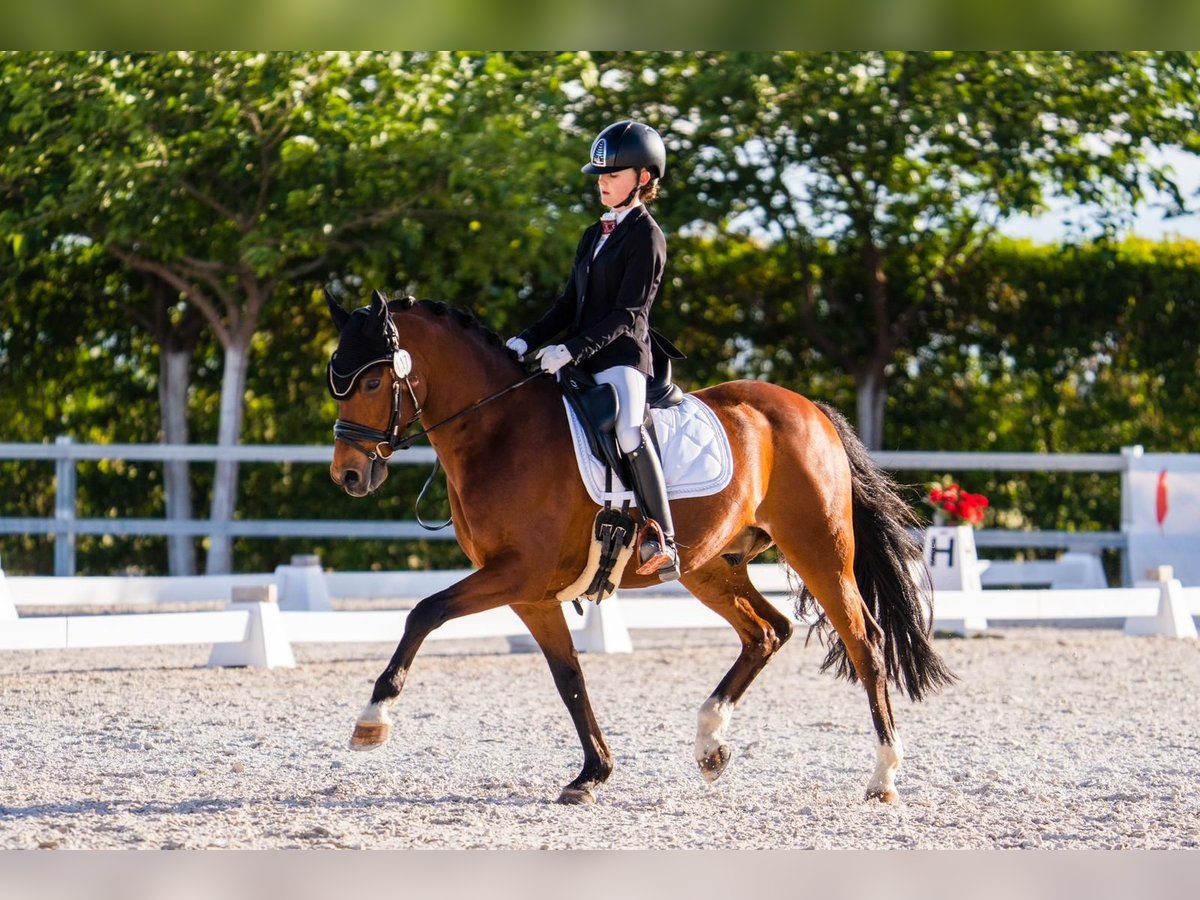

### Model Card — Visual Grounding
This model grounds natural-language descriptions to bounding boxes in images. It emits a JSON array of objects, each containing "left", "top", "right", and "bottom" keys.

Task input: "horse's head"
[{"left": 326, "top": 289, "right": 419, "bottom": 497}]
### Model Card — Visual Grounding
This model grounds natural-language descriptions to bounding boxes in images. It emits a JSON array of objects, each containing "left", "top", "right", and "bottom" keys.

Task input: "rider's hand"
[
  {"left": 535, "top": 344, "right": 573, "bottom": 376},
  {"left": 505, "top": 337, "right": 528, "bottom": 360}
]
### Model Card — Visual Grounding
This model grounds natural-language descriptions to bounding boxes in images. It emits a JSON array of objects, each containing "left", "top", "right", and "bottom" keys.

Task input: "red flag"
[{"left": 1156, "top": 469, "right": 1169, "bottom": 532}]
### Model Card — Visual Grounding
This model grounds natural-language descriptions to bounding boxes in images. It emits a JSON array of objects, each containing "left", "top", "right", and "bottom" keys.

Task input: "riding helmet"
[{"left": 581, "top": 120, "right": 667, "bottom": 180}]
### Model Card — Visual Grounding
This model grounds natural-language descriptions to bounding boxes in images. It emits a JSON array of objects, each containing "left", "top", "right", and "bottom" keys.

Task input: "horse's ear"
[
  {"left": 326, "top": 289, "right": 350, "bottom": 330},
  {"left": 370, "top": 289, "right": 389, "bottom": 319}
]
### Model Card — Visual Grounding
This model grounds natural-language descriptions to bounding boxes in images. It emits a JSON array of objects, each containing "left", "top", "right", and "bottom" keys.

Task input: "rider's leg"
[
  {"left": 593, "top": 365, "right": 647, "bottom": 455},
  {"left": 593, "top": 366, "right": 679, "bottom": 581},
  {"left": 625, "top": 430, "right": 680, "bottom": 579}
]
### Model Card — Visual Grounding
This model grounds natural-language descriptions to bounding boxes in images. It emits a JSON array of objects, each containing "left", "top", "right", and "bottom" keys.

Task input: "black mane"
[{"left": 389, "top": 295, "right": 517, "bottom": 360}]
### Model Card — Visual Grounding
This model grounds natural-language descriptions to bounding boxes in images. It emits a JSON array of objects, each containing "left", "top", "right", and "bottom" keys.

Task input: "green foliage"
[
  {"left": 3, "top": 52, "right": 1200, "bottom": 574},
  {"left": 584, "top": 51, "right": 1200, "bottom": 445},
  {"left": 884, "top": 237, "right": 1200, "bottom": 570},
  {"left": 0, "top": 51, "right": 586, "bottom": 573}
]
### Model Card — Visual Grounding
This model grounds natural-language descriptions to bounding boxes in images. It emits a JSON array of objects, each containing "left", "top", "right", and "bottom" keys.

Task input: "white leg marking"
[
  {"left": 357, "top": 701, "right": 393, "bottom": 726},
  {"left": 865, "top": 734, "right": 904, "bottom": 799},
  {"left": 695, "top": 696, "right": 733, "bottom": 766},
  {"left": 350, "top": 701, "right": 395, "bottom": 751}
]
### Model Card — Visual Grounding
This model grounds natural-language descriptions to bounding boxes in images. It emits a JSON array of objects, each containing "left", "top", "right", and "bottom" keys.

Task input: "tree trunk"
[
  {"left": 159, "top": 344, "right": 196, "bottom": 576},
  {"left": 205, "top": 340, "right": 250, "bottom": 575},
  {"left": 855, "top": 366, "right": 887, "bottom": 451}
]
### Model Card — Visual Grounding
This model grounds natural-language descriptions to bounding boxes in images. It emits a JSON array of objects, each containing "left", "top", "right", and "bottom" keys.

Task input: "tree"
[
  {"left": 590, "top": 51, "right": 1200, "bottom": 447},
  {"left": 1, "top": 51, "right": 585, "bottom": 572},
  {"left": 0, "top": 240, "right": 173, "bottom": 574}
]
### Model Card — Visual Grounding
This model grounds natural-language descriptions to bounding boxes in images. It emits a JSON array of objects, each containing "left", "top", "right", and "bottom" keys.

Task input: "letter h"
[{"left": 928, "top": 536, "right": 956, "bottom": 568}]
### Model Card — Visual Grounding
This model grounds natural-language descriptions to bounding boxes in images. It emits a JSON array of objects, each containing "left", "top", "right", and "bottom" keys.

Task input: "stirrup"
[{"left": 636, "top": 520, "right": 679, "bottom": 579}]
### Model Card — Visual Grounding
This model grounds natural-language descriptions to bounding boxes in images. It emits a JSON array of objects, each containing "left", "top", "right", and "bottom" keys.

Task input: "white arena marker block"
[
  {"left": 573, "top": 595, "right": 633, "bottom": 654},
  {"left": 208, "top": 585, "right": 297, "bottom": 668},
  {"left": 0, "top": 554, "right": 16, "bottom": 621},
  {"left": 1125, "top": 568, "right": 1198, "bottom": 639},
  {"left": 506, "top": 630, "right": 541, "bottom": 653},
  {"left": 922, "top": 525, "right": 985, "bottom": 591},
  {"left": 275, "top": 554, "right": 333, "bottom": 611},
  {"left": 923, "top": 526, "right": 988, "bottom": 635}
]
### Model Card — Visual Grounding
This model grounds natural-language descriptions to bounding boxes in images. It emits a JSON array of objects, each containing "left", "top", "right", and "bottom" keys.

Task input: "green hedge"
[{"left": 2, "top": 237, "right": 1197, "bottom": 574}]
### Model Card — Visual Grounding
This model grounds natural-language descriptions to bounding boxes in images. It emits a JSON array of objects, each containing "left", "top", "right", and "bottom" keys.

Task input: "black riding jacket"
[{"left": 519, "top": 205, "right": 666, "bottom": 377}]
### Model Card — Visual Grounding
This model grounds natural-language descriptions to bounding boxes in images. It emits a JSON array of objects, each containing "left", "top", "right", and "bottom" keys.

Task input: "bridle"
[
  {"left": 328, "top": 312, "right": 425, "bottom": 462},
  {"left": 329, "top": 312, "right": 540, "bottom": 462}
]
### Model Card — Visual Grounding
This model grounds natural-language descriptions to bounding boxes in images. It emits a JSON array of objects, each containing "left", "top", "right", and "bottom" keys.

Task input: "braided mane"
[{"left": 387, "top": 295, "right": 515, "bottom": 359}]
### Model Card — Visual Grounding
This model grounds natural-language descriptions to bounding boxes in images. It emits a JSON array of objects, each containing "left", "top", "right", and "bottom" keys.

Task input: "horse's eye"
[{"left": 365, "top": 377, "right": 382, "bottom": 391}]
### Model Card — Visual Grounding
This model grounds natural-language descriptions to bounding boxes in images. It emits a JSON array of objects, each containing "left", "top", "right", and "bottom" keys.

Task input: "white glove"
[
  {"left": 505, "top": 336, "right": 528, "bottom": 359},
  {"left": 535, "top": 344, "right": 573, "bottom": 375}
]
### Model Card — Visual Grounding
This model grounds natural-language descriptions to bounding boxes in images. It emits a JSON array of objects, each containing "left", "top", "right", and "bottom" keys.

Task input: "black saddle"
[{"left": 560, "top": 331, "right": 685, "bottom": 475}]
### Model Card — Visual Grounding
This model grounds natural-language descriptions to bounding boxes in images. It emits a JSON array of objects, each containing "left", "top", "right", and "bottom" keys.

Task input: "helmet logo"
[{"left": 591, "top": 138, "right": 607, "bottom": 167}]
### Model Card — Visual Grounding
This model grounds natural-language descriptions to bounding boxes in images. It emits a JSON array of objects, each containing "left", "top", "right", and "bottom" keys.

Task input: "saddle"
[
  {"left": 559, "top": 330, "right": 685, "bottom": 476},
  {"left": 555, "top": 331, "right": 685, "bottom": 604}
]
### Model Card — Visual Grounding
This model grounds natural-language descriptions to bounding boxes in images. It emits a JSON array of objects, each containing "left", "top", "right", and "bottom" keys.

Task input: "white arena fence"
[
  {"left": 0, "top": 440, "right": 1145, "bottom": 578},
  {"left": 3, "top": 441, "right": 1197, "bottom": 666},
  {"left": 2, "top": 558, "right": 1196, "bottom": 668}
]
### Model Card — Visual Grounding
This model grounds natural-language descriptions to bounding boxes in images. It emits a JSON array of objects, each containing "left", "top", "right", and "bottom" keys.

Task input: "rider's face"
[{"left": 597, "top": 169, "right": 646, "bottom": 210}]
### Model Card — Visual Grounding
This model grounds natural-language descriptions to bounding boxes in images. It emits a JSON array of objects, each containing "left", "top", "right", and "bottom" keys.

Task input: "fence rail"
[{"left": 1, "top": 440, "right": 1136, "bottom": 577}]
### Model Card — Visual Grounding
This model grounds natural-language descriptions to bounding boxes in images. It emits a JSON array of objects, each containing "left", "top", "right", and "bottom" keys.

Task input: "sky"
[{"left": 1000, "top": 147, "right": 1200, "bottom": 244}]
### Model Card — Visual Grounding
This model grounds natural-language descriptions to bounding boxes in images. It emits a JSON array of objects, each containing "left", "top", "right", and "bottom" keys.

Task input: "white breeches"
[{"left": 593, "top": 365, "right": 648, "bottom": 454}]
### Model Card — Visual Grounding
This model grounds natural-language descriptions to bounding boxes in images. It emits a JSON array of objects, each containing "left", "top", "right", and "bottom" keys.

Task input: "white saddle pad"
[{"left": 563, "top": 393, "right": 734, "bottom": 507}]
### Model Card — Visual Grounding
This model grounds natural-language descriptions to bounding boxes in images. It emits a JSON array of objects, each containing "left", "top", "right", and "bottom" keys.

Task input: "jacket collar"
[{"left": 593, "top": 204, "right": 647, "bottom": 259}]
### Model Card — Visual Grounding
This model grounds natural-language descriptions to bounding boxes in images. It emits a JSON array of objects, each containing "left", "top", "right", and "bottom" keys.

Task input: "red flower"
[{"left": 925, "top": 477, "right": 989, "bottom": 528}]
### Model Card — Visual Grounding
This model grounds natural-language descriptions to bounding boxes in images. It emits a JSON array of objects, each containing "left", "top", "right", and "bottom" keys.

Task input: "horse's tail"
[{"left": 798, "top": 402, "right": 955, "bottom": 702}]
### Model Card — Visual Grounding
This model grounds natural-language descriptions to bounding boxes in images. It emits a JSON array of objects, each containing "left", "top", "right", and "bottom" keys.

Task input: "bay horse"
[{"left": 327, "top": 289, "right": 953, "bottom": 805}]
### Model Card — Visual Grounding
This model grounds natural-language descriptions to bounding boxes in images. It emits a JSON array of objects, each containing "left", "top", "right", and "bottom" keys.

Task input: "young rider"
[{"left": 506, "top": 120, "right": 680, "bottom": 581}]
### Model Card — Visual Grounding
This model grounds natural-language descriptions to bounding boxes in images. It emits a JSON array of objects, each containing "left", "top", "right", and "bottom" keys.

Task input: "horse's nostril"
[{"left": 342, "top": 469, "right": 359, "bottom": 486}]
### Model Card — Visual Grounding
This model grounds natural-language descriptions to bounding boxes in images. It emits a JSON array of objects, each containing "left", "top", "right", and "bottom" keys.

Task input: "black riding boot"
[{"left": 626, "top": 430, "right": 680, "bottom": 582}]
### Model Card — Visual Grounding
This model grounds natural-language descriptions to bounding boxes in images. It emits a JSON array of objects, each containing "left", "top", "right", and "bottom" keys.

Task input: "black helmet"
[{"left": 581, "top": 120, "right": 666, "bottom": 180}]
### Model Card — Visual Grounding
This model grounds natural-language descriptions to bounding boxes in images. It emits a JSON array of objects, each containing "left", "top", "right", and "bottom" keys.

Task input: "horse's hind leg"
[
  {"left": 825, "top": 578, "right": 902, "bottom": 803},
  {"left": 773, "top": 533, "right": 902, "bottom": 803},
  {"left": 681, "top": 559, "right": 794, "bottom": 784},
  {"left": 510, "top": 602, "right": 613, "bottom": 805}
]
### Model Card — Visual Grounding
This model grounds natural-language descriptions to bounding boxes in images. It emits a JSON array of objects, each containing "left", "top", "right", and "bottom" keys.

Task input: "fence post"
[
  {"left": 54, "top": 435, "right": 77, "bottom": 577},
  {"left": 1119, "top": 445, "right": 1143, "bottom": 588},
  {"left": 573, "top": 594, "right": 634, "bottom": 653},
  {"left": 1125, "top": 566, "right": 1198, "bottom": 639},
  {"left": 0, "top": 553, "right": 16, "bottom": 620},
  {"left": 275, "top": 554, "right": 333, "bottom": 611}
]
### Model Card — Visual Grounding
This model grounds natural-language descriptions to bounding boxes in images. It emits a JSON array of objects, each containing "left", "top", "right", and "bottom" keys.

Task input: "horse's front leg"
[
  {"left": 350, "top": 564, "right": 527, "bottom": 749},
  {"left": 510, "top": 601, "right": 613, "bottom": 805}
]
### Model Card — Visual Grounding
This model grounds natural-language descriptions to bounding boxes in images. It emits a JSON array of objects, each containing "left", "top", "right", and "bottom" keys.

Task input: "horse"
[{"left": 326, "top": 289, "right": 954, "bottom": 805}]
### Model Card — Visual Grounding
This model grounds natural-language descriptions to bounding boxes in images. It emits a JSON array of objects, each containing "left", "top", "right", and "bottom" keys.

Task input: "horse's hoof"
[
  {"left": 557, "top": 786, "right": 597, "bottom": 805},
  {"left": 698, "top": 744, "right": 732, "bottom": 783},
  {"left": 349, "top": 721, "right": 391, "bottom": 750},
  {"left": 864, "top": 786, "right": 899, "bottom": 804}
]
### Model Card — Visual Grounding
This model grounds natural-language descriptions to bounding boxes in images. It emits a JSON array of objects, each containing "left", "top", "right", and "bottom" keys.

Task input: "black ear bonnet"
[{"left": 327, "top": 303, "right": 412, "bottom": 399}]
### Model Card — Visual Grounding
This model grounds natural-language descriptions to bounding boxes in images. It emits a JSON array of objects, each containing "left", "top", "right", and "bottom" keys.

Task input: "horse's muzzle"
[
  {"left": 331, "top": 465, "right": 366, "bottom": 497},
  {"left": 330, "top": 459, "right": 387, "bottom": 497}
]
